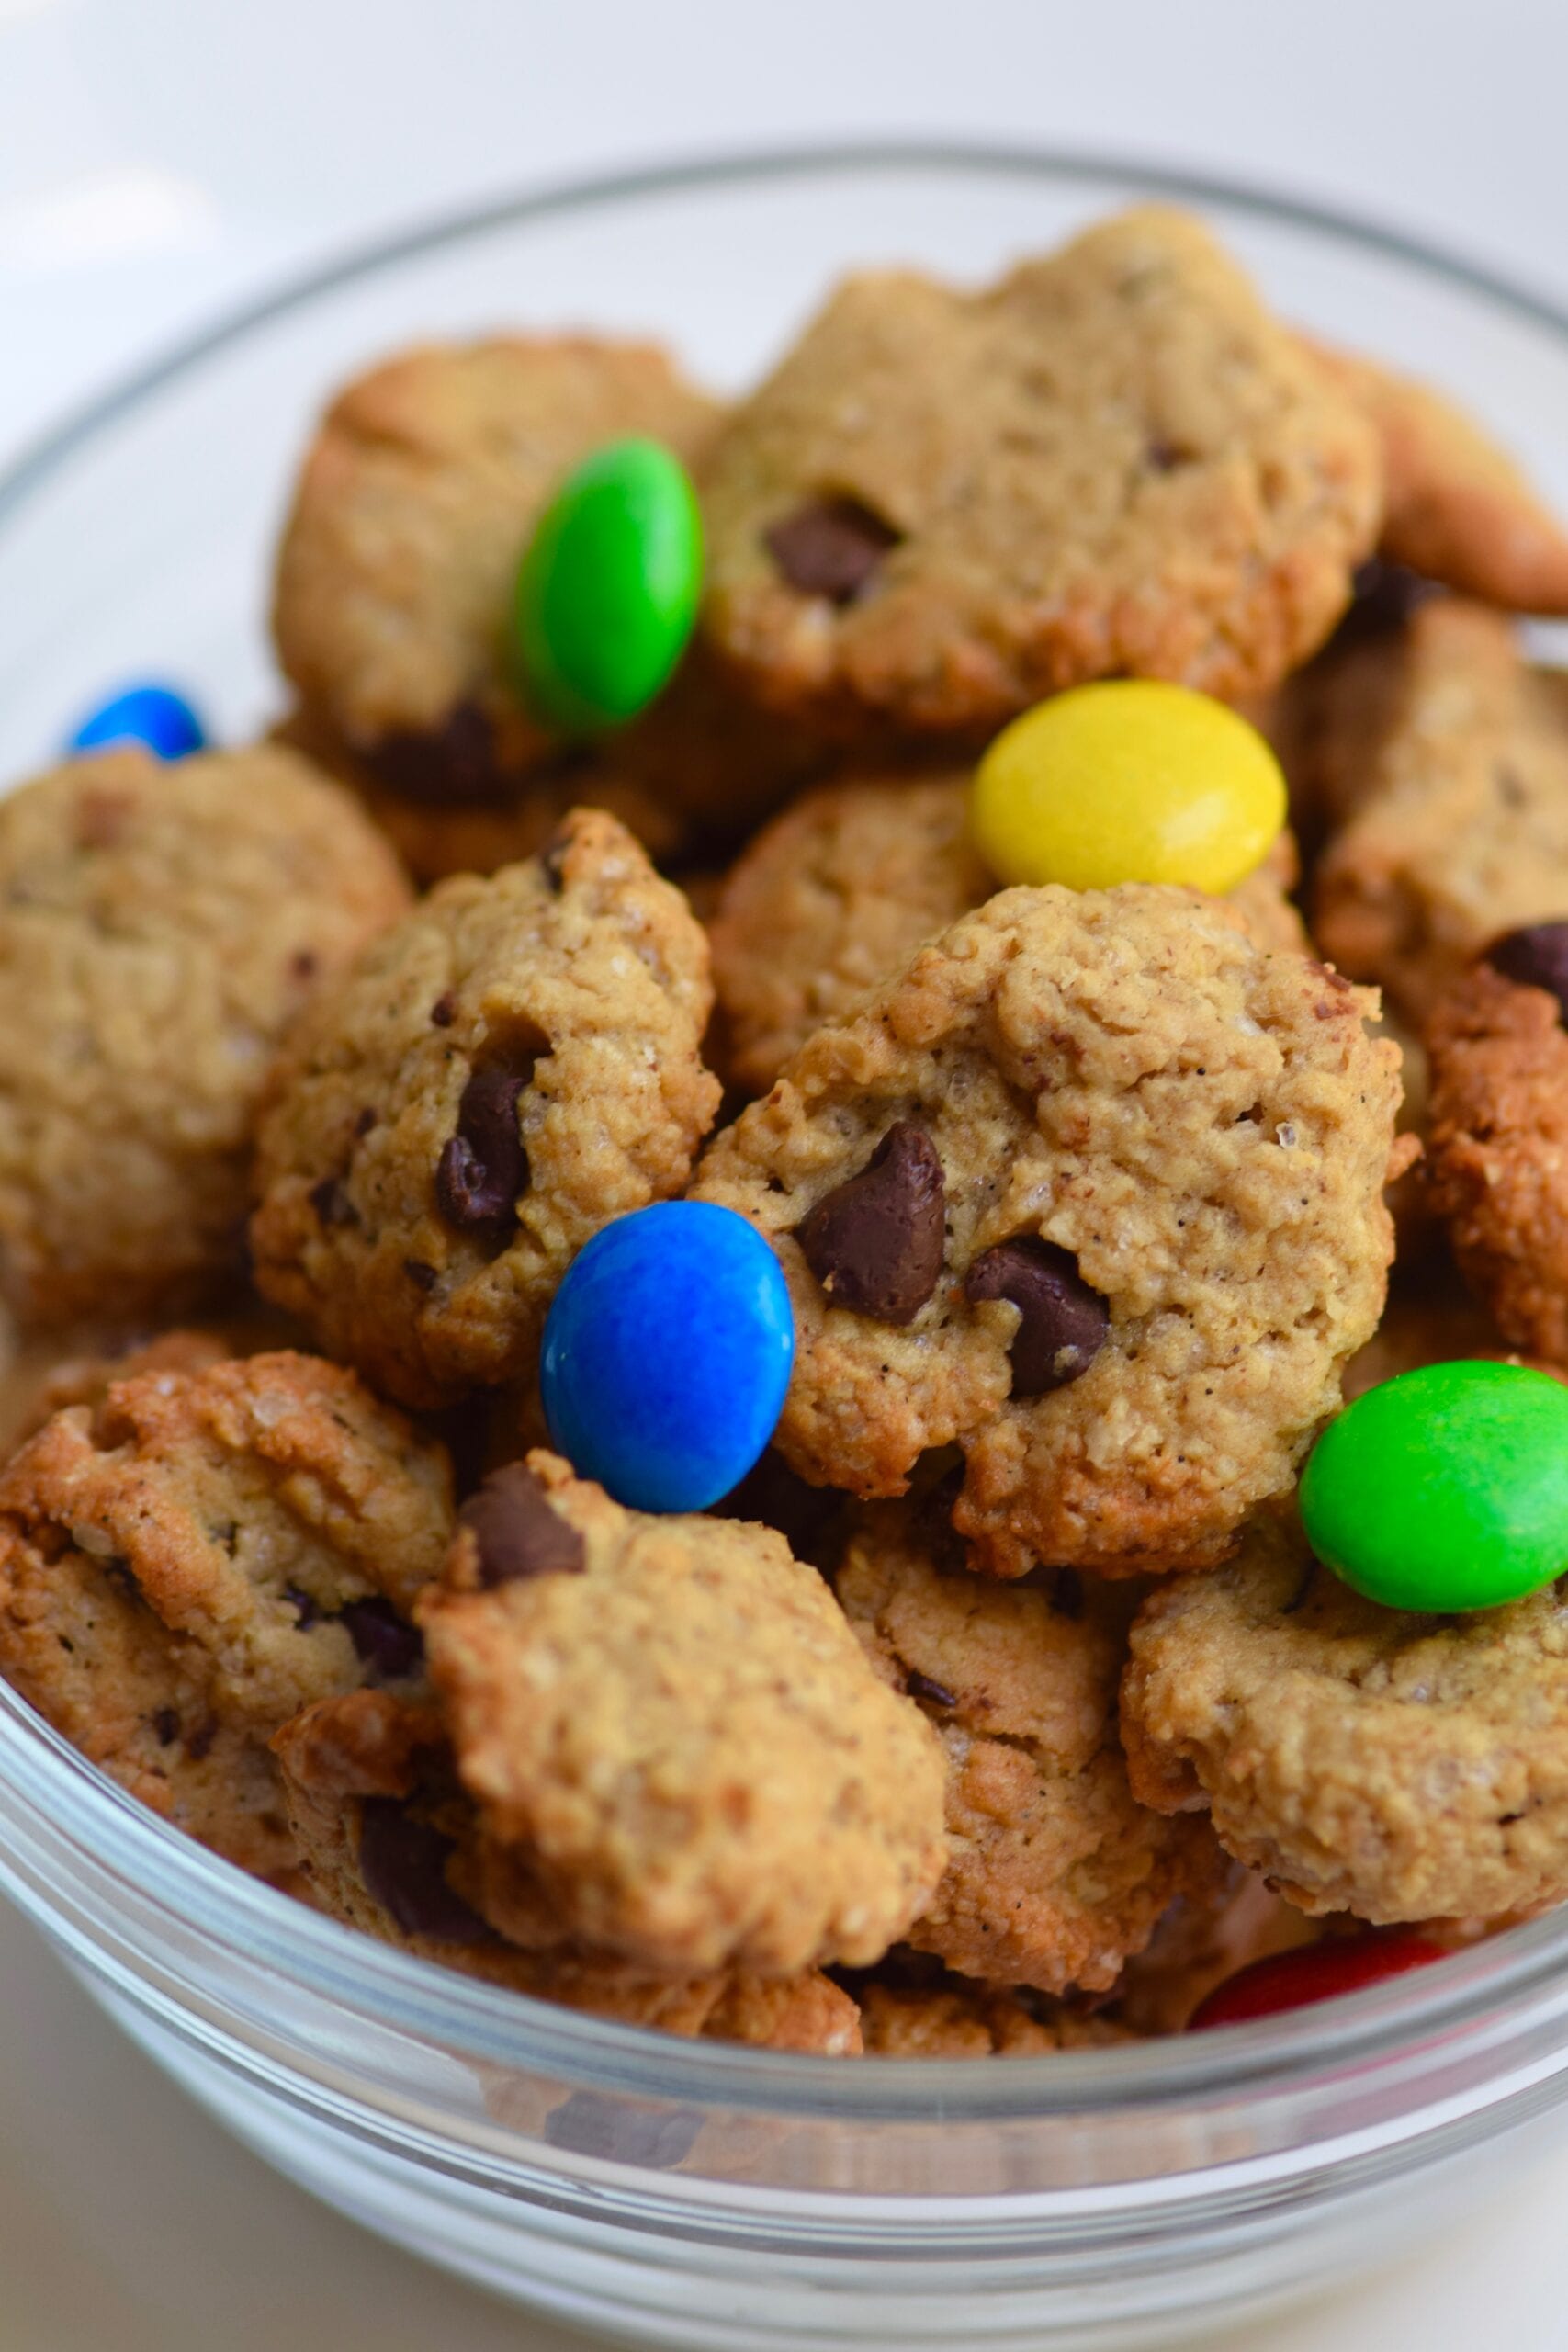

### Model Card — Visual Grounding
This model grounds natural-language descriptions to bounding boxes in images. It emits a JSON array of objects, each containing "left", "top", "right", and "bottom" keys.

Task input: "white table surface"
[{"left": 4, "top": 4, "right": 1568, "bottom": 2344}]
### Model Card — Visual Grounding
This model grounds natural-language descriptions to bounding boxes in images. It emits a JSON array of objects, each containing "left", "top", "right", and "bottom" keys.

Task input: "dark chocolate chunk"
[
  {"left": 357, "top": 1799, "right": 491, "bottom": 1941},
  {"left": 354, "top": 1106, "right": 378, "bottom": 1138},
  {"left": 186, "top": 1718, "right": 219, "bottom": 1762},
  {"left": 309, "top": 1176, "right": 358, "bottom": 1228},
  {"left": 402, "top": 1258, "right": 438, "bottom": 1293},
  {"left": 152, "top": 1707, "right": 180, "bottom": 1747},
  {"left": 364, "top": 701, "right": 513, "bottom": 806},
  {"left": 1328, "top": 559, "right": 1440, "bottom": 648},
  {"left": 795, "top": 1123, "right": 945, "bottom": 1325},
  {"left": 339, "top": 1597, "right": 425, "bottom": 1682},
  {"left": 434, "top": 1058, "right": 533, "bottom": 1235},
  {"left": 964, "top": 1238, "right": 1109, "bottom": 1396},
  {"left": 458, "top": 1463, "right": 586, "bottom": 1587},
  {"left": 764, "top": 495, "right": 900, "bottom": 604},
  {"left": 905, "top": 1668, "right": 960, "bottom": 1710},
  {"left": 1486, "top": 922, "right": 1568, "bottom": 1022},
  {"left": 430, "top": 991, "right": 457, "bottom": 1027}
]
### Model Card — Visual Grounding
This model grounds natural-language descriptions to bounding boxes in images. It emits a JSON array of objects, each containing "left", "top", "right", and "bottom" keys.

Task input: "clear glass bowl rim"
[{"left": 4, "top": 134, "right": 1568, "bottom": 2126}]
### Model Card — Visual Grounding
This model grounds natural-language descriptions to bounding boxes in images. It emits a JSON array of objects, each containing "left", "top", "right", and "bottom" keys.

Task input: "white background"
[{"left": 3, "top": 2, "right": 1568, "bottom": 2345}]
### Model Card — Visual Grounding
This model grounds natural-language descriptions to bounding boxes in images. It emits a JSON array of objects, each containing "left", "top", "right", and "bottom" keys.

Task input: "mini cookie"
[
  {"left": 0, "top": 1351, "right": 450, "bottom": 1874},
  {"left": 421, "top": 1453, "right": 949, "bottom": 1976},
  {"left": 710, "top": 772, "right": 1309, "bottom": 1095},
  {"left": 1426, "top": 934, "right": 1568, "bottom": 1363},
  {"left": 696, "top": 884, "right": 1403, "bottom": 1577},
  {"left": 1122, "top": 1510, "right": 1568, "bottom": 1923},
  {"left": 250, "top": 809, "right": 719, "bottom": 1409},
  {"left": 273, "top": 336, "right": 719, "bottom": 797},
  {"left": 274, "top": 1688, "right": 862, "bottom": 2053},
  {"left": 699, "top": 207, "right": 1380, "bottom": 738},
  {"left": 836, "top": 1502, "right": 1224, "bottom": 1991},
  {"left": 1309, "top": 341, "right": 1568, "bottom": 612},
  {"left": 854, "top": 1970, "right": 1132, "bottom": 2058},
  {"left": 0, "top": 745, "right": 411, "bottom": 1328},
  {"left": 1313, "top": 600, "right": 1568, "bottom": 1023}
]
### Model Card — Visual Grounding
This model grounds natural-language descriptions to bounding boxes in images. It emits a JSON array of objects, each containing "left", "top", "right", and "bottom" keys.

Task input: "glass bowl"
[{"left": 4, "top": 144, "right": 1568, "bottom": 2352}]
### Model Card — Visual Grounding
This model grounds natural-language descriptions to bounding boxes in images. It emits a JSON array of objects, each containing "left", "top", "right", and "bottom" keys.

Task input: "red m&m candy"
[{"left": 1189, "top": 1930, "right": 1446, "bottom": 2030}]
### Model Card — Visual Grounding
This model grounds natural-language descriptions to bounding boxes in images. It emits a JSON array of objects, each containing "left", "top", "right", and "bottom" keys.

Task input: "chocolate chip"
[
  {"left": 152, "top": 1708, "right": 180, "bottom": 1747},
  {"left": 339, "top": 1597, "right": 424, "bottom": 1682},
  {"left": 434, "top": 1059, "right": 533, "bottom": 1236},
  {"left": 310, "top": 1176, "right": 357, "bottom": 1228},
  {"left": 186, "top": 1718, "right": 219, "bottom": 1762},
  {"left": 458, "top": 1464, "right": 586, "bottom": 1587},
  {"left": 1329, "top": 559, "right": 1440, "bottom": 648},
  {"left": 290, "top": 948, "right": 319, "bottom": 982},
  {"left": 430, "top": 991, "right": 457, "bottom": 1027},
  {"left": 357, "top": 1799, "right": 491, "bottom": 1941},
  {"left": 905, "top": 1668, "right": 959, "bottom": 1710},
  {"left": 283, "top": 1582, "right": 320, "bottom": 1628},
  {"left": 1145, "top": 438, "right": 1196, "bottom": 473},
  {"left": 364, "top": 702, "right": 513, "bottom": 806},
  {"left": 795, "top": 1123, "right": 945, "bottom": 1325},
  {"left": 538, "top": 826, "right": 572, "bottom": 891},
  {"left": 1048, "top": 1566, "right": 1085, "bottom": 1620},
  {"left": 1486, "top": 922, "right": 1568, "bottom": 1022},
  {"left": 764, "top": 495, "right": 900, "bottom": 604},
  {"left": 964, "top": 1238, "right": 1109, "bottom": 1396},
  {"left": 402, "top": 1258, "right": 438, "bottom": 1292},
  {"left": 354, "top": 1106, "right": 378, "bottom": 1138},
  {"left": 545, "top": 2091, "right": 703, "bottom": 2168}
]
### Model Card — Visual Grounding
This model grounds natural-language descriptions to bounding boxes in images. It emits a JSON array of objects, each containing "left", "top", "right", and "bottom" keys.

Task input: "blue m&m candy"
[
  {"left": 540, "top": 1202, "right": 795, "bottom": 1513},
  {"left": 68, "top": 683, "right": 207, "bottom": 762}
]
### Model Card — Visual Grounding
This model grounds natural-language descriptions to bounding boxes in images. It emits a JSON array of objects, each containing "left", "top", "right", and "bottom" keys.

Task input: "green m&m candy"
[
  {"left": 1300, "top": 1360, "right": 1568, "bottom": 1612},
  {"left": 513, "top": 438, "right": 702, "bottom": 731}
]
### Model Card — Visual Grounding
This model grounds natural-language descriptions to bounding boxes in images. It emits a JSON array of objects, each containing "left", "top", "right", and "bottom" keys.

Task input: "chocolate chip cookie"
[
  {"left": 1425, "top": 930, "right": 1568, "bottom": 1363},
  {"left": 853, "top": 1966, "right": 1132, "bottom": 2057},
  {"left": 697, "top": 883, "right": 1404, "bottom": 1577},
  {"left": 0, "top": 1351, "right": 450, "bottom": 1874},
  {"left": 250, "top": 808, "right": 719, "bottom": 1409},
  {"left": 274, "top": 1687, "right": 862, "bottom": 2052},
  {"left": 421, "top": 1453, "right": 949, "bottom": 1975},
  {"left": 836, "top": 1501, "right": 1224, "bottom": 1991},
  {"left": 699, "top": 207, "right": 1381, "bottom": 739},
  {"left": 1309, "top": 340, "right": 1568, "bottom": 612},
  {"left": 710, "top": 771, "right": 1310, "bottom": 1096},
  {"left": 1122, "top": 1510, "right": 1568, "bottom": 1922},
  {"left": 1313, "top": 600, "right": 1568, "bottom": 1023},
  {"left": 0, "top": 745, "right": 411, "bottom": 1328},
  {"left": 273, "top": 335, "right": 720, "bottom": 797}
]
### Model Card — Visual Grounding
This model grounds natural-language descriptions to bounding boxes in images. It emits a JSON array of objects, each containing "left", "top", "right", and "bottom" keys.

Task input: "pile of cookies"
[{"left": 6, "top": 203, "right": 1568, "bottom": 2063}]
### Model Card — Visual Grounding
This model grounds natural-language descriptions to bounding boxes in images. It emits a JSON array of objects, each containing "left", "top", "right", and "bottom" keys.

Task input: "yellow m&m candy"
[{"left": 969, "top": 680, "right": 1286, "bottom": 894}]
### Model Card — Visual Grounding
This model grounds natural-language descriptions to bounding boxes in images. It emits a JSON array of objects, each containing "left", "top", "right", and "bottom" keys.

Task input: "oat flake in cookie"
[
  {"left": 700, "top": 207, "right": 1381, "bottom": 740},
  {"left": 421, "top": 1453, "right": 949, "bottom": 1976},
  {"left": 250, "top": 808, "right": 719, "bottom": 1410},
  {"left": 0, "top": 1351, "right": 450, "bottom": 1876},
  {"left": 697, "top": 882, "right": 1404, "bottom": 1577}
]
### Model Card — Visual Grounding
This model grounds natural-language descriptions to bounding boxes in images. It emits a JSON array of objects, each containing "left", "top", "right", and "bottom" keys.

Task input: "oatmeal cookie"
[
  {"left": 696, "top": 884, "right": 1404, "bottom": 1577},
  {"left": 699, "top": 208, "right": 1380, "bottom": 739},
  {"left": 275, "top": 1684, "right": 863, "bottom": 2053},
  {"left": 0, "top": 1351, "right": 450, "bottom": 1874},
  {"left": 1425, "top": 935, "right": 1568, "bottom": 1363},
  {"left": 421, "top": 1453, "right": 949, "bottom": 1976},
  {"left": 272, "top": 335, "right": 720, "bottom": 797},
  {"left": 250, "top": 809, "right": 718, "bottom": 1409},
  {"left": 1309, "top": 341, "right": 1568, "bottom": 611},
  {"left": 853, "top": 1968, "right": 1132, "bottom": 2057},
  {"left": 1312, "top": 600, "right": 1568, "bottom": 1023},
  {"left": 710, "top": 772, "right": 1309, "bottom": 1095},
  {"left": 836, "top": 1501, "right": 1224, "bottom": 1991},
  {"left": 1122, "top": 1510, "right": 1568, "bottom": 1922},
  {"left": 0, "top": 745, "right": 410, "bottom": 1328}
]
